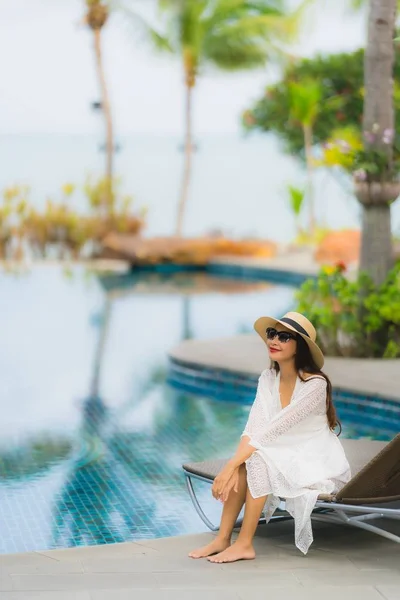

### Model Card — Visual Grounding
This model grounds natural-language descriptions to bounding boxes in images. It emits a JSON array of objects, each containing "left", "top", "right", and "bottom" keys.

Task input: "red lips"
[{"left": 269, "top": 348, "right": 279, "bottom": 353}]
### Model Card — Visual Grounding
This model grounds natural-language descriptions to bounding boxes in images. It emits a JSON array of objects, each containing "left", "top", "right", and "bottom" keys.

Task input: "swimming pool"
[{"left": 0, "top": 266, "right": 397, "bottom": 554}]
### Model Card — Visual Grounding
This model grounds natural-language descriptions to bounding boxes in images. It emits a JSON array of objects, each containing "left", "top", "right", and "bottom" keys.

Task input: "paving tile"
[
  {"left": 237, "top": 585, "right": 383, "bottom": 600},
  {"left": 376, "top": 585, "right": 400, "bottom": 600},
  {"left": 221, "top": 553, "right": 356, "bottom": 571},
  {"left": 10, "top": 573, "right": 157, "bottom": 592},
  {"left": 0, "top": 593, "right": 91, "bottom": 600},
  {"left": 0, "top": 555, "right": 58, "bottom": 568},
  {"left": 1, "top": 561, "right": 83, "bottom": 575},
  {"left": 0, "top": 576, "right": 13, "bottom": 592},
  {"left": 82, "top": 555, "right": 225, "bottom": 573},
  {"left": 154, "top": 570, "right": 298, "bottom": 589},
  {"left": 295, "top": 569, "right": 400, "bottom": 586},
  {"left": 314, "top": 535, "right": 400, "bottom": 552},
  {"left": 349, "top": 555, "right": 400, "bottom": 572},
  {"left": 91, "top": 590, "right": 242, "bottom": 600},
  {"left": 40, "top": 543, "right": 158, "bottom": 562},
  {"left": 135, "top": 533, "right": 217, "bottom": 554}
]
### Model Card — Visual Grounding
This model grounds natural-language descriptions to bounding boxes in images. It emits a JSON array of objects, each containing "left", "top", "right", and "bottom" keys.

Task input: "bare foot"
[
  {"left": 207, "top": 542, "right": 255, "bottom": 563},
  {"left": 188, "top": 537, "right": 231, "bottom": 559}
]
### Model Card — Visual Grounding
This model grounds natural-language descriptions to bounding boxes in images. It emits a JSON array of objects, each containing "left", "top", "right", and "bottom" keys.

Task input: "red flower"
[{"left": 335, "top": 261, "right": 347, "bottom": 273}]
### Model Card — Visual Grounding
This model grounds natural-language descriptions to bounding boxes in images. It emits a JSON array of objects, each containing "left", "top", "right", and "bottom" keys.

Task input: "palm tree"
[
  {"left": 288, "top": 79, "right": 322, "bottom": 234},
  {"left": 84, "top": 0, "right": 114, "bottom": 186},
  {"left": 354, "top": 0, "right": 398, "bottom": 284},
  {"left": 157, "top": 0, "right": 307, "bottom": 237}
]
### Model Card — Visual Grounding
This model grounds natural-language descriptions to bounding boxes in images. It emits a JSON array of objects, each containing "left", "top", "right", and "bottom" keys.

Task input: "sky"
[{"left": 0, "top": 0, "right": 367, "bottom": 135}]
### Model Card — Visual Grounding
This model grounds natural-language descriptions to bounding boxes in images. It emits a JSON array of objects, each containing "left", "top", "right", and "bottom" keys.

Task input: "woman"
[{"left": 189, "top": 311, "right": 351, "bottom": 562}]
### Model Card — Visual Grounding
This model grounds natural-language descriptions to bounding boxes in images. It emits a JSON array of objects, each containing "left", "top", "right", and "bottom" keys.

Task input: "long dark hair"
[{"left": 272, "top": 335, "right": 342, "bottom": 435}]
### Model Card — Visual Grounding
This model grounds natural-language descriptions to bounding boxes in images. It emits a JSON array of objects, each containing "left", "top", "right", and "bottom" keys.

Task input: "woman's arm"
[
  {"left": 226, "top": 435, "right": 258, "bottom": 469},
  {"left": 212, "top": 436, "right": 257, "bottom": 500},
  {"left": 211, "top": 371, "right": 270, "bottom": 499}
]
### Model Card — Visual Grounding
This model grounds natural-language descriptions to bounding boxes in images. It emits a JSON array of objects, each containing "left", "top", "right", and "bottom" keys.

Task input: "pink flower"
[
  {"left": 354, "top": 169, "right": 367, "bottom": 181},
  {"left": 338, "top": 140, "right": 350, "bottom": 153},
  {"left": 364, "top": 131, "right": 375, "bottom": 144},
  {"left": 382, "top": 128, "right": 394, "bottom": 144}
]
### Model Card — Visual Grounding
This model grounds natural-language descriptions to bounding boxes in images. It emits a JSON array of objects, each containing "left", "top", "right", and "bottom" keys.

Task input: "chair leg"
[
  {"left": 185, "top": 474, "right": 219, "bottom": 531},
  {"left": 312, "top": 511, "right": 400, "bottom": 544}
]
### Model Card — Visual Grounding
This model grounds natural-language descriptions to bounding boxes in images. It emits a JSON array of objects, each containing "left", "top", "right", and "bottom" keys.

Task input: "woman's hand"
[
  {"left": 212, "top": 462, "right": 239, "bottom": 501},
  {"left": 220, "top": 469, "right": 240, "bottom": 503}
]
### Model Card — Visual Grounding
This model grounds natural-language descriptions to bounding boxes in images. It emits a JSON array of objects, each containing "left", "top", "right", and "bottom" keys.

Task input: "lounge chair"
[{"left": 182, "top": 434, "right": 400, "bottom": 543}]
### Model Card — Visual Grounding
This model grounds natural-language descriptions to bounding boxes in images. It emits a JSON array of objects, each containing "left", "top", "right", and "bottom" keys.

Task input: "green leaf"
[{"left": 287, "top": 184, "right": 305, "bottom": 215}]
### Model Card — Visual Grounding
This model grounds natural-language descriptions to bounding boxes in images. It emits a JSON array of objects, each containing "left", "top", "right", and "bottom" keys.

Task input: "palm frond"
[
  {"left": 154, "top": 0, "right": 311, "bottom": 74},
  {"left": 288, "top": 79, "right": 322, "bottom": 126},
  {"left": 205, "top": 0, "right": 286, "bottom": 28},
  {"left": 114, "top": 1, "right": 173, "bottom": 52},
  {"left": 204, "top": 33, "right": 269, "bottom": 69}
]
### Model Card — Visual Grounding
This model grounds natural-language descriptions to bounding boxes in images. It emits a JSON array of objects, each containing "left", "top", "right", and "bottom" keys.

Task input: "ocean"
[{"left": 1, "top": 132, "right": 399, "bottom": 244}]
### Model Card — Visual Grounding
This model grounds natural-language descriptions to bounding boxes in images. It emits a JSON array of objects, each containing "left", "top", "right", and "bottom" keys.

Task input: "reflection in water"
[
  {"left": 0, "top": 437, "right": 72, "bottom": 483},
  {"left": 0, "top": 267, "right": 296, "bottom": 553},
  {"left": 52, "top": 396, "right": 157, "bottom": 548}
]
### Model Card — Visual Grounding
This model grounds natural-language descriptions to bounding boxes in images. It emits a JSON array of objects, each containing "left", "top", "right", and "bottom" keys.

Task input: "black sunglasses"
[{"left": 266, "top": 327, "right": 297, "bottom": 343}]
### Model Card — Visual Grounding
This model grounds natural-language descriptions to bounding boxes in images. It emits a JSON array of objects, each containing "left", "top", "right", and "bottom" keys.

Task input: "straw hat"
[{"left": 254, "top": 311, "right": 324, "bottom": 369}]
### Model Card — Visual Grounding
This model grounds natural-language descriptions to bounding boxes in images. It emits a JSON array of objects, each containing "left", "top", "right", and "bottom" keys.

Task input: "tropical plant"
[
  {"left": 296, "top": 262, "right": 400, "bottom": 358},
  {"left": 245, "top": 1, "right": 399, "bottom": 284},
  {"left": 242, "top": 51, "right": 364, "bottom": 154},
  {"left": 243, "top": 47, "right": 400, "bottom": 154},
  {"left": 320, "top": 125, "right": 400, "bottom": 183},
  {"left": 287, "top": 79, "right": 322, "bottom": 232},
  {"left": 287, "top": 183, "right": 305, "bottom": 235},
  {"left": 156, "top": 0, "right": 307, "bottom": 237},
  {"left": 0, "top": 185, "right": 29, "bottom": 259},
  {"left": 0, "top": 180, "right": 145, "bottom": 261}
]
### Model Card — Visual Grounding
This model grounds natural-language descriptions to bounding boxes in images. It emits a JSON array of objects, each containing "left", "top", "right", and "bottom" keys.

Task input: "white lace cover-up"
[{"left": 242, "top": 368, "right": 351, "bottom": 555}]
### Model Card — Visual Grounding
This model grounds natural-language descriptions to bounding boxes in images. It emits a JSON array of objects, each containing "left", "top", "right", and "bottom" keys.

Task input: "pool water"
[{"left": 0, "top": 266, "right": 397, "bottom": 555}]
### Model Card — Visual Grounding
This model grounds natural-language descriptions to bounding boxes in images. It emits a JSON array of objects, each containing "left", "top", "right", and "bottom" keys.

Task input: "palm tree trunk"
[
  {"left": 93, "top": 28, "right": 114, "bottom": 187},
  {"left": 360, "top": 0, "right": 397, "bottom": 285},
  {"left": 176, "top": 83, "right": 193, "bottom": 238},
  {"left": 303, "top": 123, "right": 315, "bottom": 235},
  {"left": 360, "top": 202, "right": 393, "bottom": 283}
]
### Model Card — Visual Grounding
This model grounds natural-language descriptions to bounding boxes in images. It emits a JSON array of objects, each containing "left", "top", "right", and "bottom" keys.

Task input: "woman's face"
[{"left": 266, "top": 324, "right": 298, "bottom": 364}]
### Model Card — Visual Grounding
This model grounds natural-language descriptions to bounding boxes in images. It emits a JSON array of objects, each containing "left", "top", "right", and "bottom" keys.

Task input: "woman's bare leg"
[
  {"left": 188, "top": 465, "right": 248, "bottom": 558},
  {"left": 208, "top": 486, "right": 267, "bottom": 563}
]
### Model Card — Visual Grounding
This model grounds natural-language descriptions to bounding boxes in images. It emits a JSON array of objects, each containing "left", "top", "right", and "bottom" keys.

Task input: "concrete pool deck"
[
  {"left": 1, "top": 520, "right": 400, "bottom": 599},
  {"left": 169, "top": 334, "right": 400, "bottom": 402}
]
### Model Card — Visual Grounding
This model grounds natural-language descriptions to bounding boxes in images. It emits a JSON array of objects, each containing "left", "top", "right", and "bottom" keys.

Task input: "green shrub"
[{"left": 296, "top": 262, "right": 400, "bottom": 358}]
